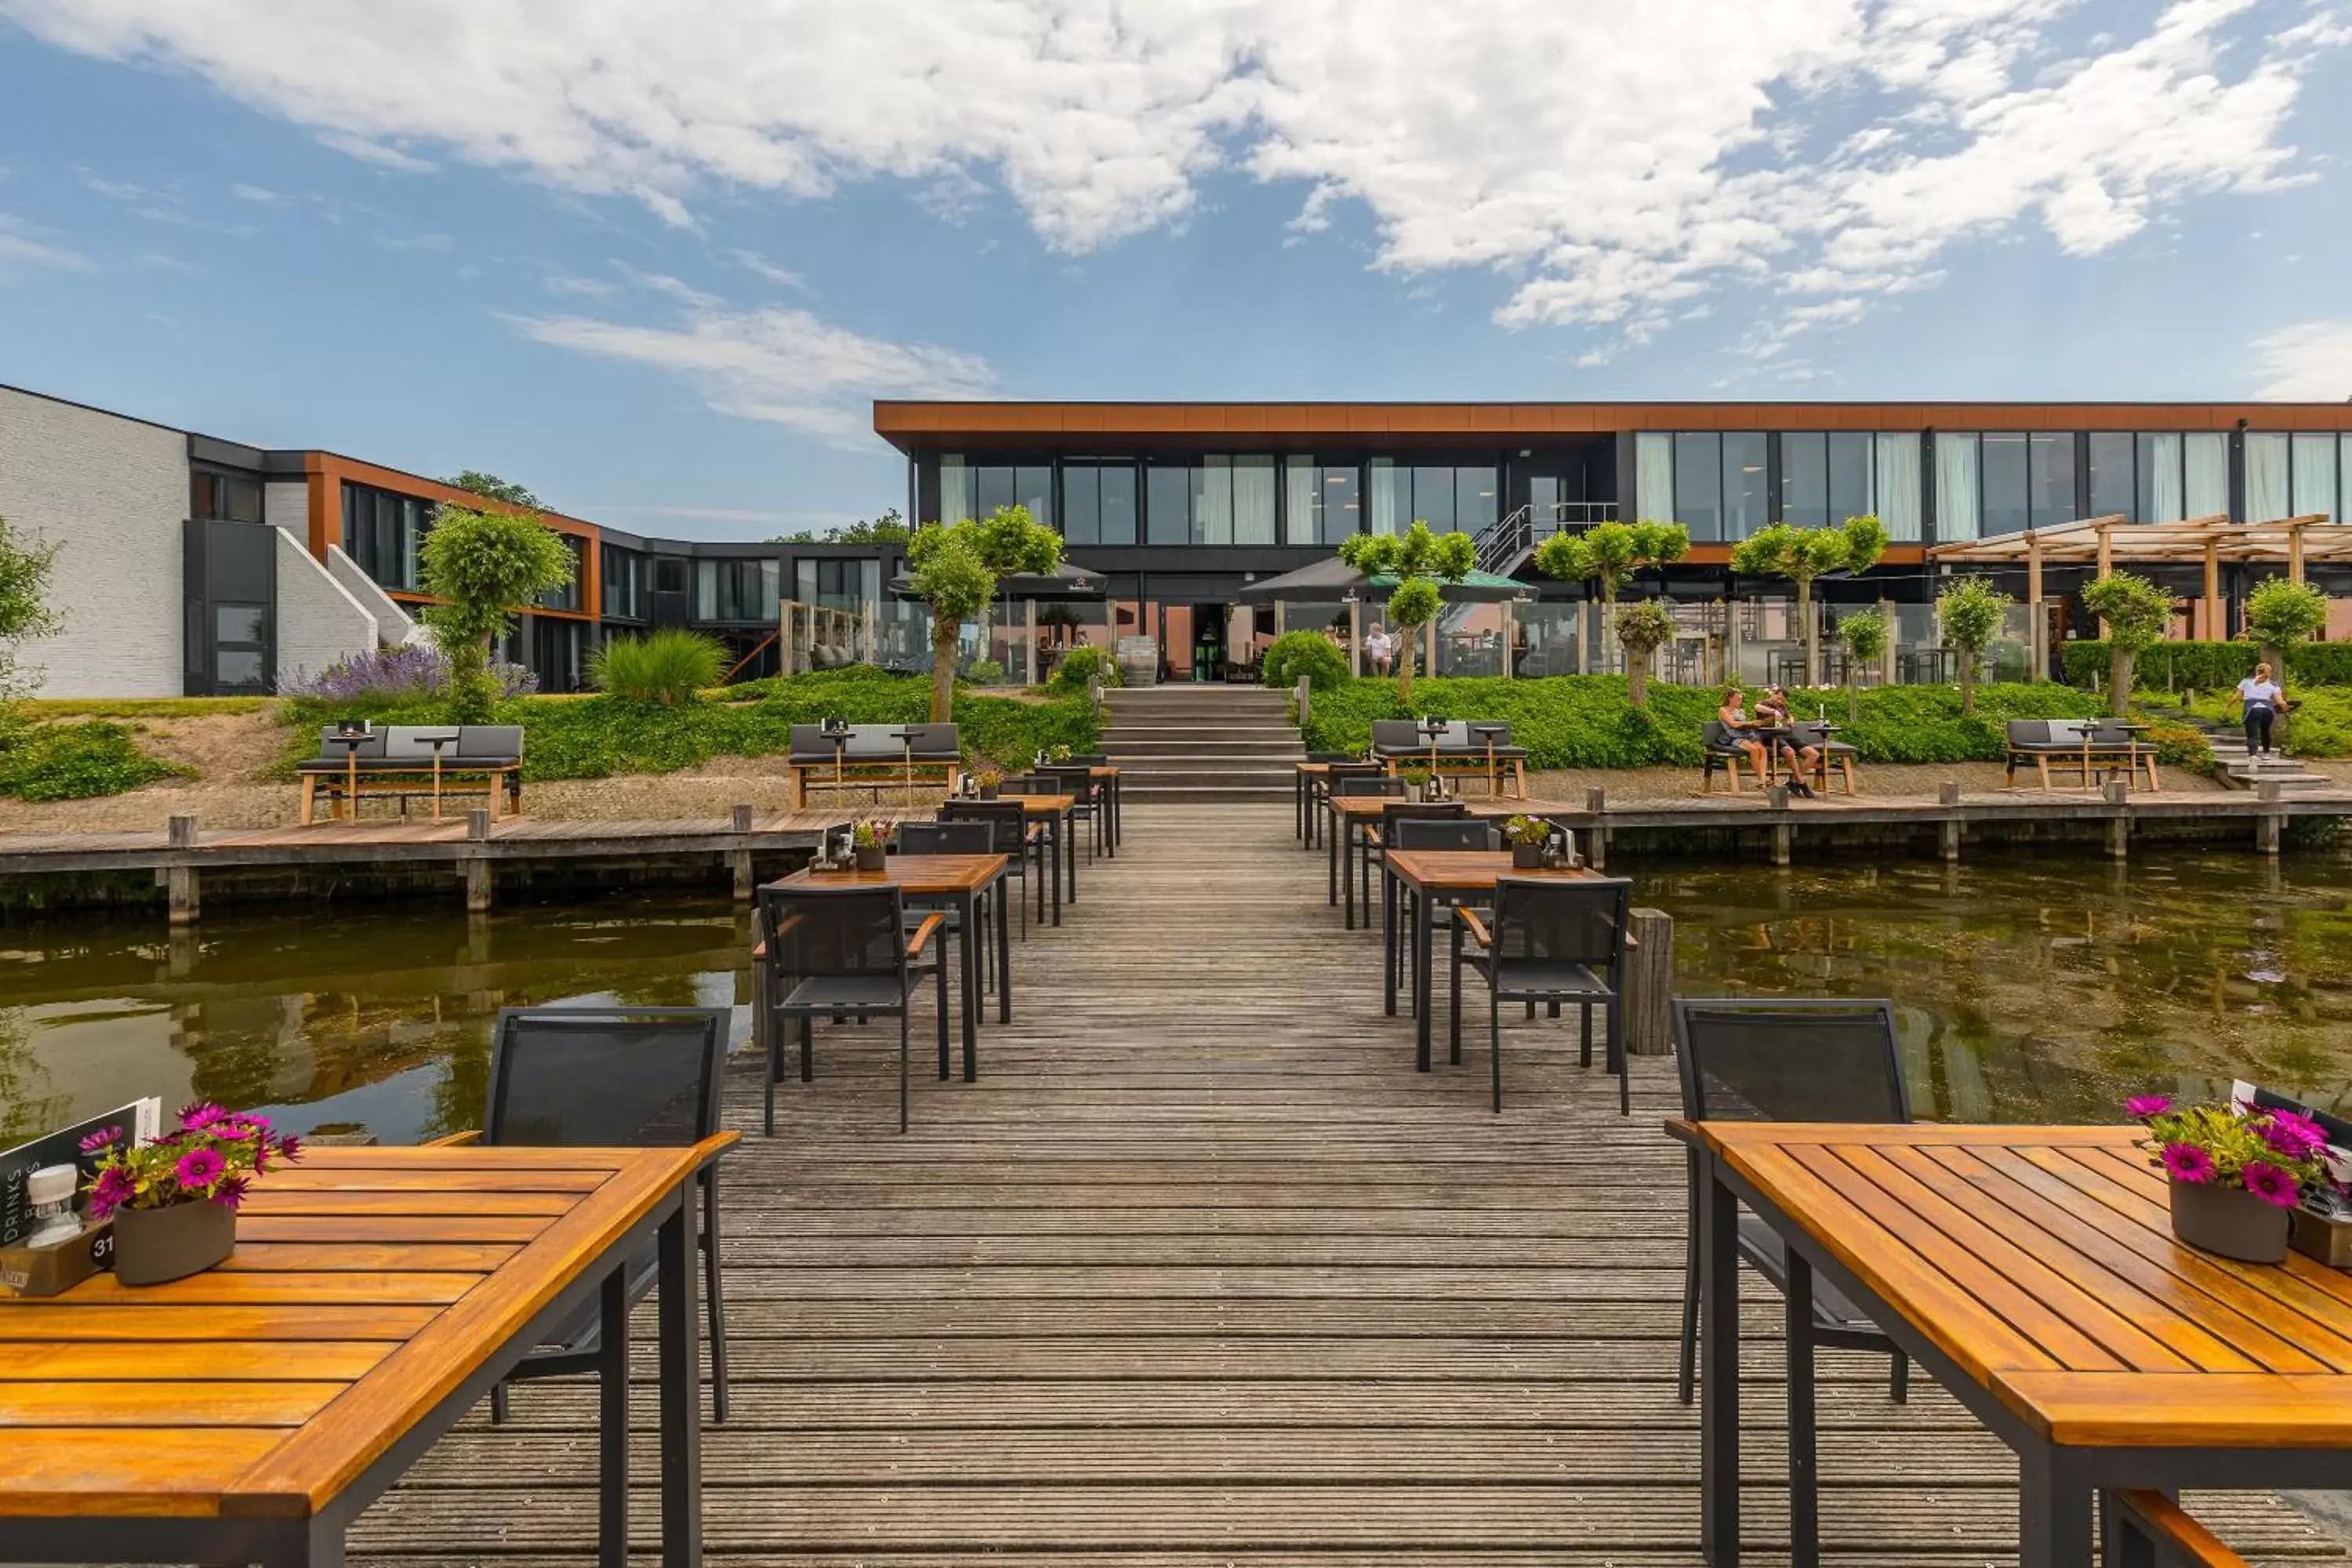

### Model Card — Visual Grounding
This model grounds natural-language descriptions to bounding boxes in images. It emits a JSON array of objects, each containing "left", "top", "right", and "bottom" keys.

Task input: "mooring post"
[
  {"left": 1765, "top": 786, "right": 1792, "bottom": 865},
  {"left": 463, "top": 809, "right": 492, "bottom": 912},
  {"left": 2102, "top": 780, "right": 2129, "bottom": 859},
  {"left": 165, "top": 815, "right": 198, "bottom": 925},
  {"left": 1937, "top": 781, "right": 1962, "bottom": 862},
  {"left": 2257, "top": 780, "right": 2284, "bottom": 855},
  {"left": 1295, "top": 675, "right": 1312, "bottom": 726},
  {"left": 1584, "top": 787, "right": 1606, "bottom": 870},
  {"left": 730, "top": 803, "right": 757, "bottom": 899},
  {"left": 1626, "top": 908, "right": 1675, "bottom": 1056}
]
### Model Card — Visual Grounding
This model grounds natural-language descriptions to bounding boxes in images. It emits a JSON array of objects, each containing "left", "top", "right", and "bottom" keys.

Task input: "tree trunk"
[
  {"left": 1626, "top": 643, "right": 1650, "bottom": 707},
  {"left": 1958, "top": 653, "right": 1976, "bottom": 717},
  {"left": 1396, "top": 622, "right": 1417, "bottom": 703},
  {"left": 2108, "top": 645, "right": 2134, "bottom": 719},
  {"left": 1599, "top": 586, "right": 1617, "bottom": 676},
  {"left": 2259, "top": 641, "right": 2285, "bottom": 677},
  {"left": 929, "top": 608, "right": 958, "bottom": 723},
  {"left": 1798, "top": 575, "right": 1817, "bottom": 687}
]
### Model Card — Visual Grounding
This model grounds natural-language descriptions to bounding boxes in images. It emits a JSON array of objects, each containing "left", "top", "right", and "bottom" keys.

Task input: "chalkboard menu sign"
[{"left": 0, "top": 1099, "right": 159, "bottom": 1248}]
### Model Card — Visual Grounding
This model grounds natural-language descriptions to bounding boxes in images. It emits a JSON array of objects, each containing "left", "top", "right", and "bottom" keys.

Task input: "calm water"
[{"left": 3, "top": 852, "right": 2349, "bottom": 1144}]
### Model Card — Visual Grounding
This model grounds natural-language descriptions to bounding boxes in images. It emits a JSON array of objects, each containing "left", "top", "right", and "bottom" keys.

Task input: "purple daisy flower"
[
  {"left": 2242, "top": 1160, "right": 2301, "bottom": 1208},
  {"left": 176, "top": 1102, "right": 227, "bottom": 1132},
  {"left": 78, "top": 1124, "right": 124, "bottom": 1154},
  {"left": 2159, "top": 1142, "right": 2216, "bottom": 1185},
  {"left": 87, "top": 1165, "right": 137, "bottom": 1219},
  {"left": 2263, "top": 1110, "right": 2327, "bottom": 1160},
  {"left": 174, "top": 1146, "right": 227, "bottom": 1190},
  {"left": 2125, "top": 1094, "right": 2172, "bottom": 1120},
  {"left": 211, "top": 1175, "right": 252, "bottom": 1210},
  {"left": 277, "top": 1134, "right": 302, "bottom": 1163}
]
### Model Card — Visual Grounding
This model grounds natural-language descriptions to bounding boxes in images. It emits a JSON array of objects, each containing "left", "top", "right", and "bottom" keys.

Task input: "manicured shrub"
[
  {"left": 0, "top": 721, "right": 182, "bottom": 800},
  {"left": 1047, "top": 644, "right": 1120, "bottom": 695},
  {"left": 2185, "top": 685, "right": 2352, "bottom": 757},
  {"left": 1262, "top": 630, "right": 1351, "bottom": 692},
  {"left": 2064, "top": 640, "right": 2352, "bottom": 691},
  {"left": 588, "top": 629, "right": 726, "bottom": 705}
]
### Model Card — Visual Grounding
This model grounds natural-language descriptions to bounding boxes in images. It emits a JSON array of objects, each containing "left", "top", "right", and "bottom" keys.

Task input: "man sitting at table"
[
  {"left": 1715, "top": 688, "right": 1775, "bottom": 792},
  {"left": 1758, "top": 686, "right": 1821, "bottom": 796}
]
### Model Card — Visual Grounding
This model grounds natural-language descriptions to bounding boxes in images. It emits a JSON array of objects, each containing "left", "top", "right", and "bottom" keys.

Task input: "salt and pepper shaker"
[{"left": 26, "top": 1164, "right": 81, "bottom": 1247}]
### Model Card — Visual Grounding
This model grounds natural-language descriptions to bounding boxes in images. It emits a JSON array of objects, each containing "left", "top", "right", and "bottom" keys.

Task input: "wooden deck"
[{"left": 339, "top": 802, "right": 2347, "bottom": 1566}]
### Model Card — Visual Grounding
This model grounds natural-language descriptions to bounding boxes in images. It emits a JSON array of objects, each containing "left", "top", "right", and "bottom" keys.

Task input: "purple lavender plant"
[{"left": 284, "top": 645, "right": 537, "bottom": 702}]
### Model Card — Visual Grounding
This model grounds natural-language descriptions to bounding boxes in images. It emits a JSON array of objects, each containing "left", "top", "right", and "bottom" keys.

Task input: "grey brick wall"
[
  {"left": 0, "top": 387, "right": 188, "bottom": 697},
  {"left": 264, "top": 478, "right": 307, "bottom": 536},
  {"left": 274, "top": 529, "right": 377, "bottom": 689}
]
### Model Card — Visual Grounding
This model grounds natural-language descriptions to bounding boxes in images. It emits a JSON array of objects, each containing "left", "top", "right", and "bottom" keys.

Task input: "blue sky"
[{"left": 2, "top": 0, "right": 2349, "bottom": 541}]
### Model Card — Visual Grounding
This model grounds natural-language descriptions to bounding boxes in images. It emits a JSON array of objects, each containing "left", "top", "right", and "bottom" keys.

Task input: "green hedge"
[
  {"left": 0, "top": 720, "right": 185, "bottom": 800},
  {"left": 2061, "top": 641, "right": 2352, "bottom": 690},
  {"left": 1299, "top": 676, "right": 2120, "bottom": 769},
  {"left": 1261, "top": 630, "right": 1351, "bottom": 691},
  {"left": 282, "top": 667, "right": 1098, "bottom": 781},
  {"left": 2180, "top": 685, "right": 2352, "bottom": 757}
]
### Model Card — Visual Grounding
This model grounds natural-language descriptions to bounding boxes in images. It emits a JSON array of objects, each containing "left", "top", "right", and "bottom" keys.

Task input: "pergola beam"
[{"left": 1929, "top": 514, "right": 2342, "bottom": 568}]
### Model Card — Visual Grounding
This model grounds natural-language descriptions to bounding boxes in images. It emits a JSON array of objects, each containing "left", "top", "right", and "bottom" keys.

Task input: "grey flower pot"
[
  {"left": 854, "top": 845, "right": 887, "bottom": 872},
  {"left": 112, "top": 1199, "right": 237, "bottom": 1286},
  {"left": 1512, "top": 844, "right": 1546, "bottom": 869},
  {"left": 2169, "top": 1180, "right": 2289, "bottom": 1264}
]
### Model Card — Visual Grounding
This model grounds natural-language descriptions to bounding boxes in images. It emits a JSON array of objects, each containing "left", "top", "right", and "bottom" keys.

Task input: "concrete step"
[
  {"left": 1112, "top": 768, "right": 1303, "bottom": 790},
  {"left": 1102, "top": 723, "right": 1302, "bottom": 737},
  {"left": 1119, "top": 784, "right": 1298, "bottom": 804}
]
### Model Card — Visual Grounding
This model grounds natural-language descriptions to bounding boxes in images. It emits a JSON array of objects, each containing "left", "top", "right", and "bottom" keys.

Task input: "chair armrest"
[
  {"left": 752, "top": 939, "right": 767, "bottom": 960},
  {"left": 690, "top": 1130, "right": 742, "bottom": 1171},
  {"left": 905, "top": 913, "right": 946, "bottom": 960},
  {"left": 424, "top": 1130, "right": 482, "bottom": 1147},
  {"left": 1455, "top": 906, "right": 1494, "bottom": 947},
  {"left": 1622, "top": 932, "right": 1639, "bottom": 950}
]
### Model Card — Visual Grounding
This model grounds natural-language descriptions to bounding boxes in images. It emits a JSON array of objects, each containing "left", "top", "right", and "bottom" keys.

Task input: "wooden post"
[
  {"left": 1501, "top": 597, "right": 1516, "bottom": 680},
  {"left": 1937, "top": 781, "right": 1962, "bottom": 862},
  {"left": 1296, "top": 676, "right": 1312, "bottom": 725},
  {"left": 165, "top": 815, "right": 198, "bottom": 926},
  {"left": 1771, "top": 822, "right": 1793, "bottom": 866},
  {"left": 2102, "top": 779, "right": 2129, "bottom": 859},
  {"left": 1624, "top": 908, "right": 1675, "bottom": 1056},
  {"left": 1348, "top": 598, "right": 1362, "bottom": 677},
  {"left": 731, "top": 803, "right": 757, "bottom": 899},
  {"left": 2202, "top": 539, "right": 2221, "bottom": 641},
  {"left": 2257, "top": 780, "right": 2284, "bottom": 855},
  {"left": 2025, "top": 533, "right": 2045, "bottom": 682},
  {"left": 1584, "top": 787, "right": 1606, "bottom": 870},
  {"left": 463, "top": 808, "right": 492, "bottom": 912},
  {"left": 2094, "top": 521, "right": 2113, "bottom": 637},
  {"left": 2289, "top": 522, "right": 2307, "bottom": 586},
  {"left": 1876, "top": 597, "right": 1896, "bottom": 688}
]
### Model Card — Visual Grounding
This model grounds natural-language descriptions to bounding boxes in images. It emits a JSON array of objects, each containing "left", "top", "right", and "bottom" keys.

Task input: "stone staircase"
[
  {"left": 1102, "top": 684, "right": 1304, "bottom": 804},
  {"left": 2176, "top": 709, "right": 2333, "bottom": 793}
]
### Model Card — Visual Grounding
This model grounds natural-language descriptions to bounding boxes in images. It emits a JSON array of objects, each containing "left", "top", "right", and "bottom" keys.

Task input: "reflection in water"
[
  {"left": 1, "top": 851, "right": 2347, "bottom": 1142},
  {"left": 1650, "top": 850, "right": 2352, "bottom": 1123},
  {"left": 0, "top": 896, "right": 755, "bottom": 1145}
]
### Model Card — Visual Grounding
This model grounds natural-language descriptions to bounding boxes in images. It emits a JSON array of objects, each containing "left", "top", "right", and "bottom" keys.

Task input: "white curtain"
[
  {"left": 1635, "top": 432, "right": 1675, "bottom": 522},
  {"left": 1874, "top": 434, "right": 1922, "bottom": 541},
  {"left": 938, "top": 455, "right": 971, "bottom": 524},
  {"left": 1369, "top": 458, "right": 1401, "bottom": 535},
  {"left": 1196, "top": 456, "right": 1234, "bottom": 545},
  {"left": 1284, "top": 457, "right": 1317, "bottom": 545},
  {"left": 2293, "top": 434, "right": 2338, "bottom": 521},
  {"left": 1232, "top": 455, "right": 1276, "bottom": 544},
  {"left": 2245, "top": 433, "right": 2290, "bottom": 522},
  {"left": 1935, "top": 433, "right": 1980, "bottom": 543},
  {"left": 2145, "top": 433, "right": 2184, "bottom": 521},
  {"left": 2185, "top": 434, "right": 2228, "bottom": 519}
]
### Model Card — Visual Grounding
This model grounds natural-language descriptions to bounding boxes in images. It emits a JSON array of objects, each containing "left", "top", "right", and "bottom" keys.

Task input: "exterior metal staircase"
[{"left": 1472, "top": 500, "right": 1617, "bottom": 578}]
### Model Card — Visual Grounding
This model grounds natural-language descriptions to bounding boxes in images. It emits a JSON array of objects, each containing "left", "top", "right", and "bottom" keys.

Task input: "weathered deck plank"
[{"left": 348, "top": 801, "right": 2349, "bottom": 1566}]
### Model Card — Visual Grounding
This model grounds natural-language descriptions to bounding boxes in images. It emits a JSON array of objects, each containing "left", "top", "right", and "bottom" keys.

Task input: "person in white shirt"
[
  {"left": 1365, "top": 626, "right": 1393, "bottom": 677},
  {"left": 2234, "top": 662, "right": 2291, "bottom": 757}
]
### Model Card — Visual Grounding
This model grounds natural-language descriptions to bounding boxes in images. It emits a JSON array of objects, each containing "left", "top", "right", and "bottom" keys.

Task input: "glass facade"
[
  {"left": 1780, "top": 432, "right": 1875, "bottom": 529},
  {"left": 695, "top": 557, "right": 781, "bottom": 622},
  {"left": 938, "top": 456, "right": 1053, "bottom": 528},
  {"left": 2246, "top": 431, "right": 2352, "bottom": 523},
  {"left": 601, "top": 543, "right": 645, "bottom": 620},
  {"left": 795, "top": 557, "right": 881, "bottom": 615},
  {"left": 538, "top": 534, "right": 588, "bottom": 612},
  {"left": 1367, "top": 459, "right": 1496, "bottom": 535},
  {"left": 1645, "top": 432, "right": 1918, "bottom": 540},
  {"left": 1944, "top": 432, "right": 2080, "bottom": 537},
  {"left": 341, "top": 482, "right": 433, "bottom": 591},
  {"left": 191, "top": 470, "right": 262, "bottom": 524},
  {"left": 1283, "top": 457, "right": 1360, "bottom": 545},
  {"left": 1059, "top": 459, "right": 1137, "bottom": 546}
]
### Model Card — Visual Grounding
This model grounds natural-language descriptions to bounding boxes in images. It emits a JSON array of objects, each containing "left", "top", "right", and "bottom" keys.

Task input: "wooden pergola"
[{"left": 1927, "top": 513, "right": 2343, "bottom": 676}]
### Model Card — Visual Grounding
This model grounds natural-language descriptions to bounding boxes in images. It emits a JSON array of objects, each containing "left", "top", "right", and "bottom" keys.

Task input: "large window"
[
  {"left": 1283, "top": 457, "right": 1360, "bottom": 545},
  {"left": 1722, "top": 434, "right": 1768, "bottom": 539},
  {"left": 1059, "top": 459, "right": 1137, "bottom": 546},
  {"left": 538, "top": 534, "right": 588, "bottom": 612},
  {"left": 1779, "top": 432, "right": 1913, "bottom": 536},
  {"left": 794, "top": 557, "right": 880, "bottom": 614},
  {"left": 191, "top": 470, "right": 262, "bottom": 524},
  {"left": 1138, "top": 456, "right": 1280, "bottom": 544},
  {"left": 2248, "top": 431, "right": 2350, "bottom": 524},
  {"left": 340, "top": 482, "right": 434, "bottom": 591},
  {"left": 601, "top": 543, "right": 645, "bottom": 620},
  {"left": 937, "top": 456, "right": 1053, "bottom": 528},
  {"left": 695, "top": 558, "right": 781, "bottom": 622},
  {"left": 1671, "top": 434, "right": 1722, "bottom": 540},
  {"left": 1936, "top": 433, "right": 1981, "bottom": 544},
  {"left": 2088, "top": 431, "right": 2227, "bottom": 522},
  {"left": 1145, "top": 462, "right": 1191, "bottom": 545},
  {"left": 1367, "top": 459, "right": 1496, "bottom": 536}
]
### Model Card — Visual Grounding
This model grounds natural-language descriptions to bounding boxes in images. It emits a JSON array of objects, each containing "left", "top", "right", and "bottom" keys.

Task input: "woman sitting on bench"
[{"left": 1715, "top": 689, "right": 1774, "bottom": 792}]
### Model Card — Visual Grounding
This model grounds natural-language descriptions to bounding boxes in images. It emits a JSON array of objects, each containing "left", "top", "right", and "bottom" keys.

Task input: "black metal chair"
[
  {"left": 895, "top": 819, "right": 1000, "bottom": 991},
  {"left": 1670, "top": 997, "right": 1912, "bottom": 1412},
  {"left": 941, "top": 798, "right": 1040, "bottom": 935},
  {"left": 1363, "top": 799, "right": 1468, "bottom": 921},
  {"left": 1041, "top": 764, "right": 1104, "bottom": 862},
  {"left": 1450, "top": 876, "right": 1632, "bottom": 1114},
  {"left": 1387, "top": 816, "right": 1499, "bottom": 996},
  {"left": 756, "top": 883, "right": 947, "bottom": 1135},
  {"left": 480, "top": 1005, "right": 732, "bottom": 1424},
  {"left": 1312, "top": 760, "right": 1386, "bottom": 846}
]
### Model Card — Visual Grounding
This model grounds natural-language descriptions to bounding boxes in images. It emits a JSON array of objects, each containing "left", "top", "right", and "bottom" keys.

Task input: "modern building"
[
  {"left": 875, "top": 400, "right": 2352, "bottom": 683},
  {"left": 6, "top": 384, "right": 2350, "bottom": 699}
]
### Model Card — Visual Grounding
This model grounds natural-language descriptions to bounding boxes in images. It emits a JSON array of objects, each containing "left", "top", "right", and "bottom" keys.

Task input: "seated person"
[
  {"left": 1757, "top": 685, "right": 1821, "bottom": 796},
  {"left": 1715, "top": 688, "right": 1773, "bottom": 790}
]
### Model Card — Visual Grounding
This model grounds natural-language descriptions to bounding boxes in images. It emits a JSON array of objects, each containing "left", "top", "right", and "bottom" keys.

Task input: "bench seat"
[
  {"left": 1367, "top": 720, "right": 1528, "bottom": 797},
  {"left": 787, "top": 723, "right": 964, "bottom": 809},
  {"left": 297, "top": 724, "right": 525, "bottom": 823},
  {"left": 2005, "top": 720, "right": 2160, "bottom": 793}
]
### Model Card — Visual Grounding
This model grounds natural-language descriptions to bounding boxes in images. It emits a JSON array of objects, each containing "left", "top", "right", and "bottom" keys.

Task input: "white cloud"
[
  {"left": 545, "top": 273, "right": 620, "bottom": 299},
  {"left": 5, "top": 0, "right": 2340, "bottom": 346},
  {"left": 317, "top": 131, "right": 436, "bottom": 173},
  {"left": 2250, "top": 321, "right": 2352, "bottom": 401},
  {"left": 506, "top": 278, "right": 993, "bottom": 446},
  {"left": 0, "top": 214, "right": 88, "bottom": 272},
  {"left": 729, "top": 249, "right": 807, "bottom": 290},
  {"left": 230, "top": 182, "right": 278, "bottom": 201}
]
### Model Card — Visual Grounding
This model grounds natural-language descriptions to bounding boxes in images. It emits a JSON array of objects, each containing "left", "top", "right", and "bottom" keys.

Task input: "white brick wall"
[
  {"left": 263, "top": 478, "right": 307, "bottom": 536},
  {"left": 0, "top": 387, "right": 188, "bottom": 697},
  {"left": 325, "top": 543, "right": 426, "bottom": 645},
  {"left": 274, "top": 529, "right": 378, "bottom": 689}
]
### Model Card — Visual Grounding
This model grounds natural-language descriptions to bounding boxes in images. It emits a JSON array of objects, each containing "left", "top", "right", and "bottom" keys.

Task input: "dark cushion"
[
  {"left": 456, "top": 725, "right": 524, "bottom": 764},
  {"left": 382, "top": 726, "right": 463, "bottom": 762},
  {"left": 789, "top": 723, "right": 960, "bottom": 766},
  {"left": 2005, "top": 720, "right": 2050, "bottom": 746}
]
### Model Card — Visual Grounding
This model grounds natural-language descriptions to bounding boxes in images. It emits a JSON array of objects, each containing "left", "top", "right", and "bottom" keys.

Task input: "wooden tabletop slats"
[
  {"left": 1697, "top": 1120, "right": 2352, "bottom": 1448},
  {"left": 0, "top": 1141, "right": 724, "bottom": 1521},
  {"left": 769, "top": 852, "right": 1008, "bottom": 896}
]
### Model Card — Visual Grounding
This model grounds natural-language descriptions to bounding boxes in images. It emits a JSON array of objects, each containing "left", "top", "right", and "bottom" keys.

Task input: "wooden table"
[
  {"left": 1295, "top": 760, "right": 1333, "bottom": 845},
  {"left": 1679, "top": 1120, "right": 2352, "bottom": 1568},
  {"left": 1326, "top": 796, "right": 1557, "bottom": 931},
  {"left": 0, "top": 1140, "right": 731, "bottom": 1568},
  {"left": 1380, "top": 850, "right": 1595, "bottom": 1072},
  {"left": 1090, "top": 765, "right": 1123, "bottom": 855},
  {"left": 765, "top": 851, "right": 1011, "bottom": 1078}
]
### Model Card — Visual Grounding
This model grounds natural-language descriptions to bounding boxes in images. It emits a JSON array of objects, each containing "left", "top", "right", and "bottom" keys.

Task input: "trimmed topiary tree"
[
  {"left": 0, "top": 509, "right": 60, "bottom": 752},
  {"left": 2081, "top": 571, "right": 2174, "bottom": 717},
  {"left": 906, "top": 504, "right": 1064, "bottom": 722},
  {"left": 1532, "top": 519, "right": 1690, "bottom": 673},
  {"left": 1728, "top": 514, "right": 1889, "bottom": 686},
  {"left": 1614, "top": 598, "right": 1677, "bottom": 708},
  {"left": 1261, "top": 629, "right": 1349, "bottom": 691},
  {"left": 1047, "top": 643, "right": 1120, "bottom": 695},
  {"left": 1338, "top": 521, "right": 1475, "bottom": 702},
  {"left": 2244, "top": 579, "right": 2328, "bottom": 674},
  {"left": 416, "top": 504, "right": 575, "bottom": 723},
  {"left": 1833, "top": 607, "right": 1888, "bottom": 724},
  {"left": 1935, "top": 577, "right": 2012, "bottom": 717}
]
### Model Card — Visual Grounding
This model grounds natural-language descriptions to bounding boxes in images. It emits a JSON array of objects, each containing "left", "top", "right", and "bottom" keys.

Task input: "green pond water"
[{"left": 2, "top": 851, "right": 2349, "bottom": 1146}]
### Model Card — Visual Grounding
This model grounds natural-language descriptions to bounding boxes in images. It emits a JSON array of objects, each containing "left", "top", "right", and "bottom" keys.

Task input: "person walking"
[{"left": 2235, "top": 662, "right": 2291, "bottom": 757}]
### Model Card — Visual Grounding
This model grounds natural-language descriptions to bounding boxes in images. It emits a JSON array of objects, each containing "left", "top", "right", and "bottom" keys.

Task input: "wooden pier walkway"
[{"left": 339, "top": 802, "right": 2345, "bottom": 1566}]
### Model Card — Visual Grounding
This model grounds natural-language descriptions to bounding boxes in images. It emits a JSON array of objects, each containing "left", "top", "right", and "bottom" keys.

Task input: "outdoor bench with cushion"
[
  {"left": 1700, "top": 719, "right": 1756, "bottom": 793},
  {"left": 786, "top": 723, "right": 964, "bottom": 809},
  {"left": 297, "top": 724, "right": 525, "bottom": 823},
  {"left": 2004, "top": 718, "right": 2160, "bottom": 793},
  {"left": 1368, "top": 719, "right": 1529, "bottom": 798},
  {"left": 1787, "top": 721, "right": 1860, "bottom": 795},
  {"left": 1700, "top": 720, "right": 1859, "bottom": 796}
]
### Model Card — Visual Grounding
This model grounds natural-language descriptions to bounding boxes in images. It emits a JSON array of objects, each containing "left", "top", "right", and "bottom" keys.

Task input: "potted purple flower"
[
  {"left": 81, "top": 1102, "right": 303, "bottom": 1285},
  {"left": 1501, "top": 815, "right": 1552, "bottom": 869},
  {"left": 851, "top": 820, "right": 889, "bottom": 872},
  {"left": 2129, "top": 1094, "right": 2327, "bottom": 1264}
]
